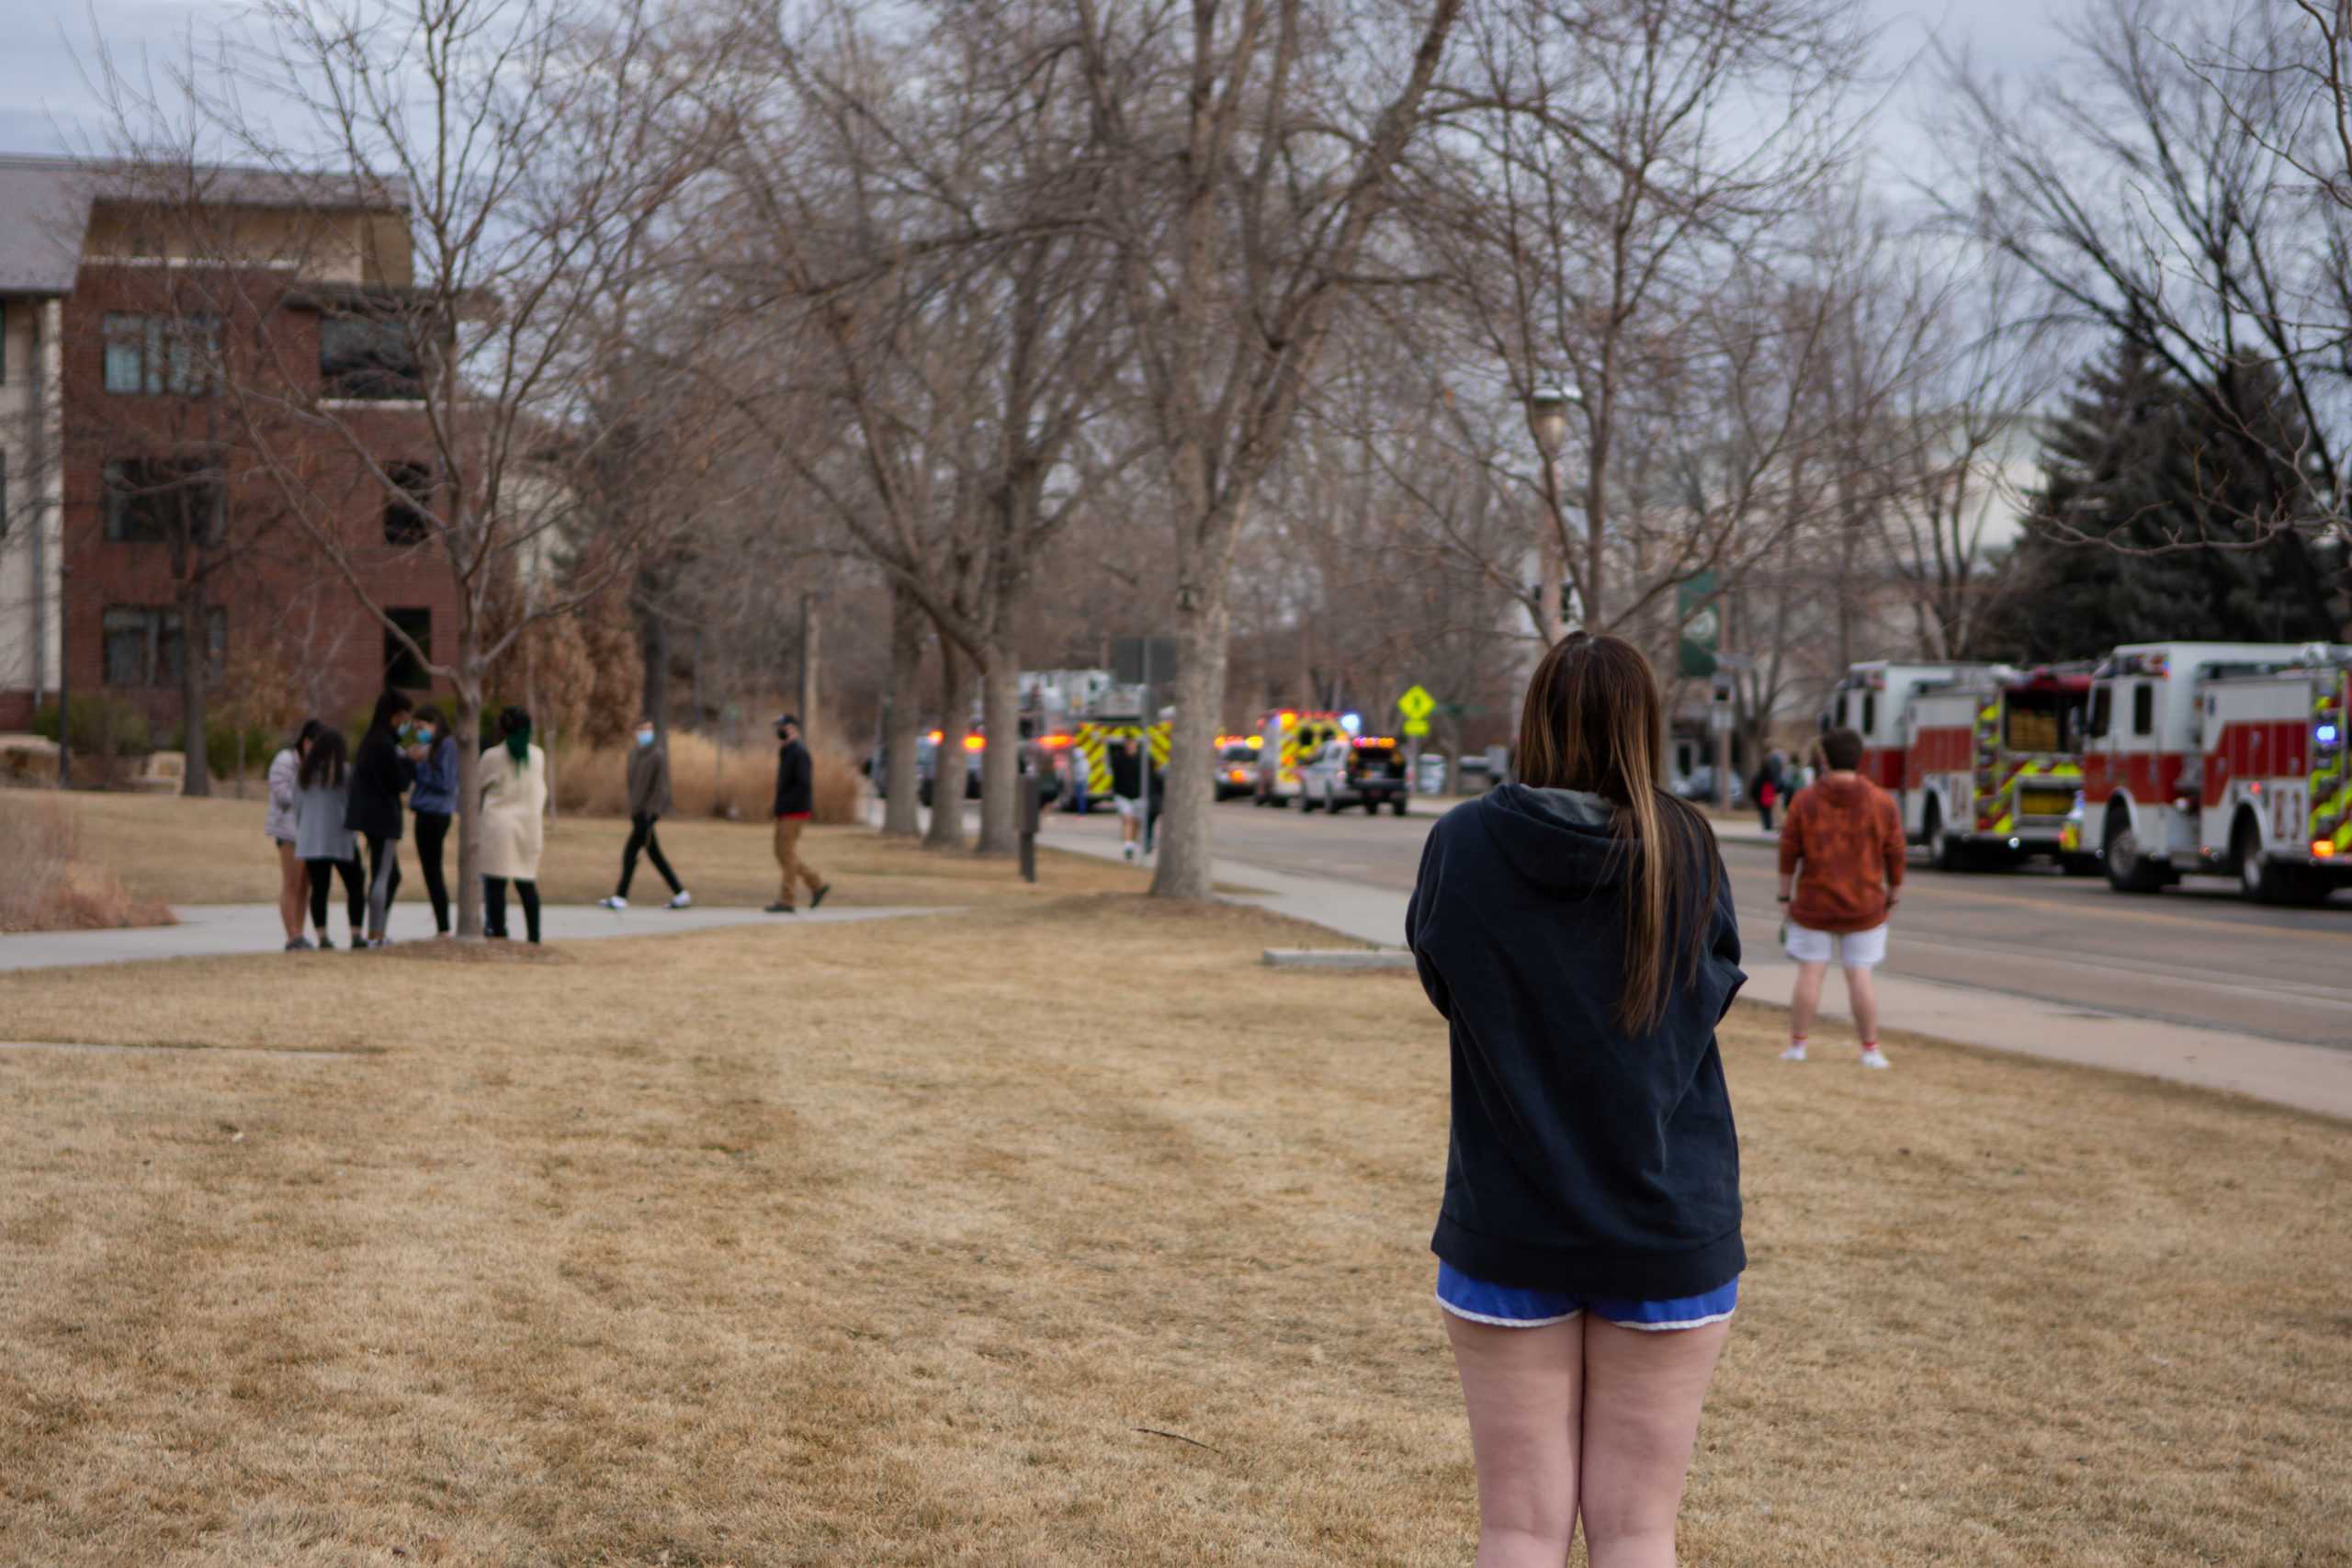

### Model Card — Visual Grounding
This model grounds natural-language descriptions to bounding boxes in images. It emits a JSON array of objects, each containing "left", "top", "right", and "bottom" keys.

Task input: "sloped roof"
[{"left": 0, "top": 152, "right": 412, "bottom": 296}]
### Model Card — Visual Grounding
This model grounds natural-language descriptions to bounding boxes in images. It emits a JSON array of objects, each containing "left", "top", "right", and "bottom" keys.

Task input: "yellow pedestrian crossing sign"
[{"left": 1397, "top": 683, "right": 1435, "bottom": 737}]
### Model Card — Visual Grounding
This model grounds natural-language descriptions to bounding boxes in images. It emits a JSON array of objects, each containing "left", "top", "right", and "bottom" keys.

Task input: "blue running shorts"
[{"left": 1436, "top": 1261, "right": 1739, "bottom": 1331}]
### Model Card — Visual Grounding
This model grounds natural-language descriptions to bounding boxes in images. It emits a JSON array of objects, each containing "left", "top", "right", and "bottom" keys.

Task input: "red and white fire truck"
[
  {"left": 1825, "top": 661, "right": 2096, "bottom": 870},
  {"left": 2078, "top": 641, "right": 2352, "bottom": 903}
]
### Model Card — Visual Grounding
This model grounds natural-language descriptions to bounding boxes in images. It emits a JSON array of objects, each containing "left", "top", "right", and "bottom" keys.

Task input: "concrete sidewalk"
[
  {"left": 0, "top": 902, "right": 944, "bottom": 973},
  {"left": 1045, "top": 829, "right": 2352, "bottom": 1122}
]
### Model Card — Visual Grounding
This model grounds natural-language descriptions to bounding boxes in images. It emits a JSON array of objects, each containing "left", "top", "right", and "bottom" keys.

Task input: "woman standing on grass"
[
  {"left": 1406, "top": 632, "right": 1745, "bottom": 1568},
  {"left": 295, "top": 729, "right": 365, "bottom": 949},
  {"left": 409, "top": 705, "right": 458, "bottom": 936},
  {"left": 477, "top": 705, "right": 548, "bottom": 943},
  {"left": 265, "top": 718, "right": 322, "bottom": 950},
  {"left": 345, "top": 689, "right": 417, "bottom": 948}
]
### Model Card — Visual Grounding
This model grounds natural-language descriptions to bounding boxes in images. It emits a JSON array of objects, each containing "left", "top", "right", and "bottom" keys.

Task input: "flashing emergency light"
[
  {"left": 2320, "top": 723, "right": 2342, "bottom": 747},
  {"left": 1279, "top": 710, "right": 1296, "bottom": 724},
  {"left": 2315, "top": 840, "right": 2338, "bottom": 859},
  {"left": 1042, "top": 734, "right": 1073, "bottom": 750},
  {"left": 926, "top": 729, "right": 944, "bottom": 743},
  {"left": 1340, "top": 711, "right": 1363, "bottom": 735}
]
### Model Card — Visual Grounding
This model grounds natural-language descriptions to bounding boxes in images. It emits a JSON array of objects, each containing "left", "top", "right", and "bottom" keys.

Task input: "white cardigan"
[{"left": 475, "top": 743, "right": 547, "bottom": 880}]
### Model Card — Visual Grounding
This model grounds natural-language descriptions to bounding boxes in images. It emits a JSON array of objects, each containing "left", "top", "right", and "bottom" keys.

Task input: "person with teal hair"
[{"left": 477, "top": 705, "right": 548, "bottom": 942}]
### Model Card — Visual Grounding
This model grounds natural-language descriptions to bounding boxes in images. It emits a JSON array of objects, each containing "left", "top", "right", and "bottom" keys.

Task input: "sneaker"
[
  {"left": 1122, "top": 843, "right": 1137, "bottom": 863},
  {"left": 1860, "top": 1047, "right": 1893, "bottom": 1070},
  {"left": 668, "top": 890, "right": 693, "bottom": 909},
  {"left": 315, "top": 936, "right": 335, "bottom": 951},
  {"left": 284, "top": 938, "right": 313, "bottom": 952},
  {"left": 810, "top": 885, "right": 831, "bottom": 910},
  {"left": 598, "top": 895, "right": 629, "bottom": 910},
  {"left": 764, "top": 902, "right": 797, "bottom": 915},
  {"left": 1779, "top": 1043, "right": 1808, "bottom": 1062}
]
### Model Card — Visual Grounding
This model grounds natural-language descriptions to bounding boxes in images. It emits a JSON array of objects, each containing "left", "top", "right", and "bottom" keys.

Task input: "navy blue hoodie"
[{"left": 1406, "top": 784, "right": 1747, "bottom": 1300}]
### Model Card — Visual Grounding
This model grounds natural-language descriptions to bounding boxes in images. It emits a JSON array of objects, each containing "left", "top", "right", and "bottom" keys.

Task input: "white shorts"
[
  {"left": 1114, "top": 795, "right": 1140, "bottom": 820},
  {"left": 1784, "top": 921, "right": 1887, "bottom": 967}
]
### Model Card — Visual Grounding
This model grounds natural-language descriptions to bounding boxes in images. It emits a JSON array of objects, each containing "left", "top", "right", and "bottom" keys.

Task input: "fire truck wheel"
[
  {"left": 2104, "top": 816, "right": 2166, "bottom": 895},
  {"left": 1926, "top": 801, "right": 1973, "bottom": 873}
]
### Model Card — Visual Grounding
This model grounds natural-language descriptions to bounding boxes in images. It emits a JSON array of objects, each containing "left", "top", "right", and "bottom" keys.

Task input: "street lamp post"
[{"left": 1526, "top": 383, "right": 1577, "bottom": 645}]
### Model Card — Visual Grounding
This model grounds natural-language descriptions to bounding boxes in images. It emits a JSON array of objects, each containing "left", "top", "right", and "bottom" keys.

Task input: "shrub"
[
  {"left": 0, "top": 795, "right": 175, "bottom": 932},
  {"left": 552, "top": 730, "right": 865, "bottom": 824},
  {"left": 32, "top": 696, "right": 153, "bottom": 757}
]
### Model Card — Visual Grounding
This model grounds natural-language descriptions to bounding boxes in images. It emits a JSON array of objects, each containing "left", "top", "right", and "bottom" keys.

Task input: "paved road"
[{"left": 1042, "top": 798, "right": 2352, "bottom": 1051}]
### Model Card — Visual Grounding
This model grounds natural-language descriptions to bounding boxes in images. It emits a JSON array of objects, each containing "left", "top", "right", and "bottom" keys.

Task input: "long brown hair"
[{"left": 1514, "top": 631, "right": 1723, "bottom": 1033}]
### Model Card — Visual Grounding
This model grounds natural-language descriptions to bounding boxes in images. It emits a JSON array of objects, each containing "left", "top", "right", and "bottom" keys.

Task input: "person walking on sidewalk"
[
  {"left": 768, "top": 715, "right": 831, "bottom": 914},
  {"left": 478, "top": 705, "right": 548, "bottom": 943},
  {"left": 345, "top": 690, "right": 417, "bottom": 949},
  {"left": 410, "top": 705, "right": 458, "bottom": 936},
  {"left": 1108, "top": 733, "right": 1153, "bottom": 862},
  {"left": 601, "top": 717, "right": 691, "bottom": 910},
  {"left": 295, "top": 729, "right": 366, "bottom": 950},
  {"left": 266, "top": 718, "right": 322, "bottom": 949},
  {"left": 1748, "top": 750, "right": 1787, "bottom": 833},
  {"left": 1777, "top": 726, "right": 1905, "bottom": 1069},
  {"left": 1407, "top": 631, "right": 1745, "bottom": 1568}
]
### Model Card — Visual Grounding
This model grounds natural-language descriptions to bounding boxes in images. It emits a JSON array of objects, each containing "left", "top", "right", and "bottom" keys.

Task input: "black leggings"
[
  {"left": 618, "top": 813, "right": 681, "bottom": 897},
  {"left": 363, "top": 832, "right": 401, "bottom": 939},
  {"left": 413, "top": 811, "right": 452, "bottom": 932},
  {"left": 306, "top": 857, "right": 364, "bottom": 939},
  {"left": 483, "top": 876, "right": 541, "bottom": 943}
]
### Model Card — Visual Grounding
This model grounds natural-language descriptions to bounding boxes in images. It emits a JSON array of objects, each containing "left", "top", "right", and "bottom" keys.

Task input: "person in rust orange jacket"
[{"left": 1775, "top": 726, "right": 1905, "bottom": 1068}]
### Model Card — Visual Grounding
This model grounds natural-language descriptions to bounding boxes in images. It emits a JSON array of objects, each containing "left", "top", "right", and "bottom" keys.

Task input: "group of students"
[{"left": 262, "top": 689, "right": 550, "bottom": 949}]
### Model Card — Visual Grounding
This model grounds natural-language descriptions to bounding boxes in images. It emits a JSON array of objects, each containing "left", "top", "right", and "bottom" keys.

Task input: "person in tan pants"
[{"left": 768, "top": 715, "right": 831, "bottom": 913}]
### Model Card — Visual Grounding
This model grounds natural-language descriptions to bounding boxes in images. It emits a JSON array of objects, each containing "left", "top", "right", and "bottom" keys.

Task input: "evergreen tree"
[{"left": 1973, "top": 338, "right": 2345, "bottom": 660}]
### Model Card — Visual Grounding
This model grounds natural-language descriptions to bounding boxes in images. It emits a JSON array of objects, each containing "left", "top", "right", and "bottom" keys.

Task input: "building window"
[
  {"left": 101, "top": 605, "right": 225, "bottom": 687},
  {"left": 103, "top": 312, "right": 220, "bottom": 395},
  {"left": 384, "top": 462, "right": 433, "bottom": 545},
  {"left": 384, "top": 607, "right": 433, "bottom": 689},
  {"left": 320, "top": 315, "right": 422, "bottom": 400},
  {"left": 104, "top": 457, "right": 223, "bottom": 544}
]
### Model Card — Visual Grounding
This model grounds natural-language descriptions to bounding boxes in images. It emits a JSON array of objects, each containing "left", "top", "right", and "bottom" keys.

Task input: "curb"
[{"left": 1262, "top": 947, "right": 1415, "bottom": 971}]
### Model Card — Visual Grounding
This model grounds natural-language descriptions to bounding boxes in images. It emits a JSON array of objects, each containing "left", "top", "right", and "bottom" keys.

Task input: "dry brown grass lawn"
[
  {"left": 29, "top": 788, "right": 1142, "bottom": 910},
  {"left": 1, "top": 897, "right": 2346, "bottom": 1566}
]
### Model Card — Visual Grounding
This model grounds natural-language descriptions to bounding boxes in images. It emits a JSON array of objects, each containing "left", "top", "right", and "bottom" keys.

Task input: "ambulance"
[
  {"left": 1896, "top": 664, "right": 2095, "bottom": 871},
  {"left": 2077, "top": 641, "right": 2352, "bottom": 903},
  {"left": 1250, "top": 708, "right": 1347, "bottom": 807}
]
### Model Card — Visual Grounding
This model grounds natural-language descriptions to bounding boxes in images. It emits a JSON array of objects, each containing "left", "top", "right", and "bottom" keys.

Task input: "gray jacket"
[
  {"left": 294, "top": 781, "right": 358, "bottom": 863},
  {"left": 627, "top": 740, "right": 673, "bottom": 818}
]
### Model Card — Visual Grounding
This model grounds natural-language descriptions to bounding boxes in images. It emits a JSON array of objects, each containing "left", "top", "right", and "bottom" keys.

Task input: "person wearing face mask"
[
  {"left": 599, "top": 717, "right": 691, "bottom": 910},
  {"left": 408, "top": 704, "right": 458, "bottom": 935}
]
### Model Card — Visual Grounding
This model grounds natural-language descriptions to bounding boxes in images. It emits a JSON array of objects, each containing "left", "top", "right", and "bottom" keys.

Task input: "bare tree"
[
  {"left": 101, "top": 0, "right": 720, "bottom": 934},
  {"left": 1069, "top": 0, "right": 1470, "bottom": 898},
  {"left": 1937, "top": 0, "right": 2350, "bottom": 563}
]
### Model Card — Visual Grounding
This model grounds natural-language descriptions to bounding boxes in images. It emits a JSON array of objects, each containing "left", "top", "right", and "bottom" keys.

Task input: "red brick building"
[{"left": 0, "top": 153, "right": 453, "bottom": 744}]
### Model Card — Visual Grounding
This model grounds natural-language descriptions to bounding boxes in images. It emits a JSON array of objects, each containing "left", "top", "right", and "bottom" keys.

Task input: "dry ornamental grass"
[
  {"left": 0, "top": 891, "right": 2346, "bottom": 1565},
  {"left": 0, "top": 794, "right": 175, "bottom": 933}
]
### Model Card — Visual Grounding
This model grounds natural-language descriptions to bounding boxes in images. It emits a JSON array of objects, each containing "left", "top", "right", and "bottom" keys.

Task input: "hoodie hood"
[
  {"left": 1474, "top": 783, "right": 1628, "bottom": 894},
  {"left": 1809, "top": 773, "right": 1873, "bottom": 809}
]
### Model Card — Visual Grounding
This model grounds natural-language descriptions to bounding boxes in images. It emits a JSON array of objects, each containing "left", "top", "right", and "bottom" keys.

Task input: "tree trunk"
[
  {"left": 883, "top": 582, "right": 925, "bottom": 839},
  {"left": 178, "top": 576, "right": 212, "bottom": 797},
  {"left": 453, "top": 628, "right": 486, "bottom": 938},
  {"left": 1148, "top": 588, "right": 1230, "bottom": 901},
  {"left": 926, "top": 635, "right": 973, "bottom": 852},
  {"left": 640, "top": 598, "right": 670, "bottom": 731},
  {"left": 975, "top": 640, "right": 1021, "bottom": 856}
]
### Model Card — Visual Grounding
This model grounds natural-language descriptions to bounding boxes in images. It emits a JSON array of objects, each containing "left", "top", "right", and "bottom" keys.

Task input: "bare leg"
[
  {"left": 1445, "top": 1310, "right": 1584, "bottom": 1568},
  {"left": 1789, "top": 961, "right": 1829, "bottom": 1041},
  {"left": 277, "top": 841, "right": 305, "bottom": 941},
  {"left": 1845, "top": 964, "right": 1879, "bottom": 1043},
  {"left": 1578, "top": 1315, "right": 1732, "bottom": 1568}
]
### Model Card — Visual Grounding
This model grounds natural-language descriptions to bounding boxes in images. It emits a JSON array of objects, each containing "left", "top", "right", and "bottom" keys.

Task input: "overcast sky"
[{"left": 1, "top": 0, "right": 2076, "bottom": 163}]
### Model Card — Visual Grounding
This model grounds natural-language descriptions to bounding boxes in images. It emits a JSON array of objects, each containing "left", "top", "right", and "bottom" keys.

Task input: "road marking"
[{"left": 1882, "top": 933, "right": 2352, "bottom": 1011}]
